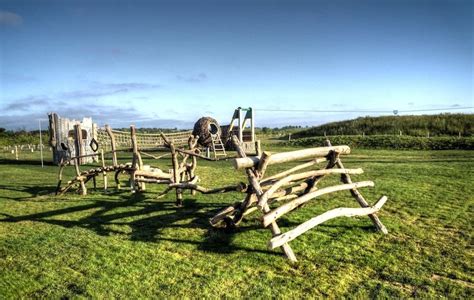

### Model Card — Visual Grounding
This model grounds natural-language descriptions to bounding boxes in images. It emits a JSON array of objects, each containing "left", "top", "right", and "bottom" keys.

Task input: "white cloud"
[{"left": 0, "top": 10, "right": 23, "bottom": 26}]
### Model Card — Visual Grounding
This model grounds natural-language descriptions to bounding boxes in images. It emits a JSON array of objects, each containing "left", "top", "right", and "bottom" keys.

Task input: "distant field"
[{"left": 0, "top": 147, "right": 473, "bottom": 298}]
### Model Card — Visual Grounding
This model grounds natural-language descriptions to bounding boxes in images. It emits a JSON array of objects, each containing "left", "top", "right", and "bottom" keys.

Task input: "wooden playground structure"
[{"left": 51, "top": 109, "right": 388, "bottom": 261}]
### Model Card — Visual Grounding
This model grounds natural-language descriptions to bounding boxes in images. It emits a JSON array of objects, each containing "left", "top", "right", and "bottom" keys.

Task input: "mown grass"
[{"left": 0, "top": 146, "right": 473, "bottom": 298}]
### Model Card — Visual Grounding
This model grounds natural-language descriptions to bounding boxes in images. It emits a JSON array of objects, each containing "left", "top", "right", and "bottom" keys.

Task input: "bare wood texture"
[
  {"left": 258, "top": 168, "right": 364, "bottom": 208},
  {"left": 257, "top": 151, "right": 272, "bottom": 178},
  {"left": 232, "top": 135, "right": 297, "bottom": 262},
  {"left": 105, "top": 125, "right": 118, "bottom": 166},
  {"left": 268, "top": 196, "right": 388, "bottom": 249},
  {"left": 233, "top": 145, "right": 351, "bottom": 169},
  {"left": 325, "top": 139, "right": 388, "bottom": 234},
  {"left": 262, "top": 181, "right": 375, "bottom": 227},
  {"left": 260, "top": 157, "right": 328, "bottom": 184},
  {"left": 100, "top": 149, "right": 107, "bottom": 190}
]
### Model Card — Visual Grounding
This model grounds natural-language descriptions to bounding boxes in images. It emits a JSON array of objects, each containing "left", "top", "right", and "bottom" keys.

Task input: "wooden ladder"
[{"left": 211, "top": 133, "right": 227, "bottom": 159}]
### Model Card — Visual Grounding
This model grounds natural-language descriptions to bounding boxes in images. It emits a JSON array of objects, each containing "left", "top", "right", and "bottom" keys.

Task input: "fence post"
[{"left": 15, "top": 145, "right": 18, "bottom": 160}]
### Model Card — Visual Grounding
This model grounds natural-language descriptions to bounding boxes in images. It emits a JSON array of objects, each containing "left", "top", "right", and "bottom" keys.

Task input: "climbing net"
[{"left": 96, "top": 128, "right": 193, "bottom": 151}]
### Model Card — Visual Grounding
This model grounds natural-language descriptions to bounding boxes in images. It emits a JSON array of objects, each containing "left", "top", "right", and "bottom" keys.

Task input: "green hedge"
[{"left": 283, "top": 135, "right": 474, "bottom": 150}]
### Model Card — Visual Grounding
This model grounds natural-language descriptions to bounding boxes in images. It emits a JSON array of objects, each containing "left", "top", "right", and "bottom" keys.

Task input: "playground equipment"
[
  {"left": 51, "top": 109, "right": 388, "bottom": 261},
  {"left": 55, "top": 123, "right": 245, "bottom": 206},
  {"left": 209, "top": 136, "right": 388, "bottom": 261}
]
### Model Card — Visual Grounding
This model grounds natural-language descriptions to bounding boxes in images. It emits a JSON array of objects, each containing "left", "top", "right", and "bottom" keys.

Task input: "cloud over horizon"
[{"left": 0, "top": 10, "right": 23, "bottom": 26}]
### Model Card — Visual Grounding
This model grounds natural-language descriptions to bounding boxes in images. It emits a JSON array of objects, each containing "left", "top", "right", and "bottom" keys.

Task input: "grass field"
[{"left": 0, "top": 146, "right": 473, "bottom": 298}]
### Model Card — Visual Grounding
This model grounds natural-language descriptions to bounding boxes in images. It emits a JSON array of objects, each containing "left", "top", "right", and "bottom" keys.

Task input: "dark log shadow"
[
  {"left": 0, "top": 158, "right": 55, "bottom": 166},
  {"left": 0, "top": 193, "right": 279, "bottom": 257}
]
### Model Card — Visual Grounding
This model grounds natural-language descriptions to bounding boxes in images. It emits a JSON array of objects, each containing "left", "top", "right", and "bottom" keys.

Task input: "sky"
[{"left": 0, "top": 0, "right": 472, "bottom": 130}]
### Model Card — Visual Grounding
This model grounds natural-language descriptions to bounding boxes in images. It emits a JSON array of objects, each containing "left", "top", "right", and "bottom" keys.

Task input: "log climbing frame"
[{"left": 210, "top": 136, "right": 388, "bottom": 262}]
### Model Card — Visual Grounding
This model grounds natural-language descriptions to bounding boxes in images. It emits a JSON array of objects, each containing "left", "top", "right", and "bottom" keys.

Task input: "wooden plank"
[
  {"left": 233, "top": 145, "right": 351, "bottom": 169},
  {"left": 262, "top": 181, "right": 375, "bottom": 227},
  {"left": 269, "top": 196, "right": 388, "bottom": 249}
]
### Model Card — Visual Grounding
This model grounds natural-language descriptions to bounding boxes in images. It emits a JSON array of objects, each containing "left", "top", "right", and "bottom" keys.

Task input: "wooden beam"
[
  {"left": 258, "top": 168, "right": 364, "bottom": 208},
  {"left": 262, "top": 181, "right": 375, "bottom": 227},
  {"left": 268, "top": 196, "right": 388, "bottom": 249},
  {"left": 260, "top": 157, "right": 327, "bottom": 184},
  {"left": 233, "top": 145, "right": 351, "bottom": 169}
]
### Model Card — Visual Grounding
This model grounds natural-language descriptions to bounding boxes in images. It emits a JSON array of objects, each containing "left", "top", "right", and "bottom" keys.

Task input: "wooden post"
[
  {"left": 188, "top": 136, "right": 198, "bottom": 196},
  {"left": 73, "top": 124, "right": 84, "bottom": 165},
  {"left": 238, "top": 108, "right": 243, "bottom": 142},
  {"left": 249, "top": 107, "right": 255, "bottom": 143},
  {"left": 130, "top": 125, "right": 145, "bottom": 191},
  {"left": 232, "top": 135, "right": 297, "bottom": 262},
  {"left": 255, "top": 140, "right": 262, "bottom": 156},
  {"left": 170, "top": 143, "right": 183, "bottom": 206},
  {"left": 14, "top": 145, "right": 18, "bottom": 160},
  {"left": 101, "top": 149, "right": 107, "bottom": 190},
  {"left": 105, "top": 125, "right": 117, "bottom": 167},
  {"left": 74, "top": 157, "right": 87, "bottom": 195},
  {"left": 92, "top": 123, "right": 98, "bottom": 162}
]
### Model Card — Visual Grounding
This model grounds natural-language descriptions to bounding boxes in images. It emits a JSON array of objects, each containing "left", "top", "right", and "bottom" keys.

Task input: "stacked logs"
[{"left": 210, "top": 136, "right": 388, "bottom": 262}]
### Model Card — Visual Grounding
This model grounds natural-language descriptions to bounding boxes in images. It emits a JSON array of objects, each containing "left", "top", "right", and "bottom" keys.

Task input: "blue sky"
[{"left": 0, "top": 0, "right": 472, "bottom": 130}]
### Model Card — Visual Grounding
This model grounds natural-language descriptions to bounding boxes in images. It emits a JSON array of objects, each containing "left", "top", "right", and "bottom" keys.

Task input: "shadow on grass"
[
  {"left": 0, "top": 158, "right": 55, "bottom": 166},
  {"left": 0, "top": 184, "right": 57, "bottom": 200},
  {"left": 0, "top": 193, "right": 279, "bottom": 257}
]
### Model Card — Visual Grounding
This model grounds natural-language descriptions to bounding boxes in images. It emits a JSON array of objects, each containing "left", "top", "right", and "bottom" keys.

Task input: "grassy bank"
[{"left": 0, "top": 148, "right": 473, "bottom": 298}]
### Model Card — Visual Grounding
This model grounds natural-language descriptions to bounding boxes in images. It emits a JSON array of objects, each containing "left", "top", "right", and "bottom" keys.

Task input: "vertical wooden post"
[
  {"left": 105, "top": 125, "right": 117, "bottom": 167},
  {"left": 255, "top": 140, "right": 262, "bottom": 156},
  {"left": 130, "top": 125, "right": 145, "bottom": 191},
  {"left": 238, "top": 108, "right": 243, "bottom": 142},
  {"left": 101, "top": 149, "right": 107, "bottom": 190},
  {"left": 170, "top": 143, "right": 183, "bottom": 206},
  {"left": 188, "top": 136, "right": 198, "bottom": 196},
  {"left": 249, "top": 107, "right": 255, "bottom": 143},
  {"left": 73, "top": 124, "right": 84, "bottom": 165},
  {"left": 14, "top": 145, "right": 18, "bottom": 160},
  {"left": 74, "top": 157, "right": 87, "bottom": 195},
  {"left": 92, "top": 123, "right": 98, "bottom": 162},
  {"left": 232, "top": 135, "right": 297, "bottom": 262}
]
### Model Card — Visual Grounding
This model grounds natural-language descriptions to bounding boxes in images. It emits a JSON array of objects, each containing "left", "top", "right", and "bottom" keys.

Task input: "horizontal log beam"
[
  {"left": 268, "top": 196, "right": 388, "bottom": 249},
  {"left": 168, "top": 182, "right": 247, "bottom": 194},
  {"left": 260, "top": 157, "right": 328, "bottom": 184},
  {"left": 262, "top": 181, "right": 375, "bottom": 227},
  {"left": 258, "top": 168, "right": 364, "bottom": 208},
  {"left": 233, "top": 145, "right": 350, "bottom": 169},
  {"left": 134, "top": 169, "right": 172, "bottom": 179}
]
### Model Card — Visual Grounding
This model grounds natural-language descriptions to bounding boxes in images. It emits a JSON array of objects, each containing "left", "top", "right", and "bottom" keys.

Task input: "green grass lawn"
[{"left": 0, "top": 147, "right": 473, "bottom": 298}]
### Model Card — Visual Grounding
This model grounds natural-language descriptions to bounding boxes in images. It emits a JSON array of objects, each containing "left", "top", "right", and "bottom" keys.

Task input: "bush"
[{"left": 283, "top": 135, "right": 474, "bottom": 150}]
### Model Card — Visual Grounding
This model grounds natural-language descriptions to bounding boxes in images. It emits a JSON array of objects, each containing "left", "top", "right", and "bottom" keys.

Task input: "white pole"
[{"left": 39, "top": 119, "right": 44, "bottom": 168}]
